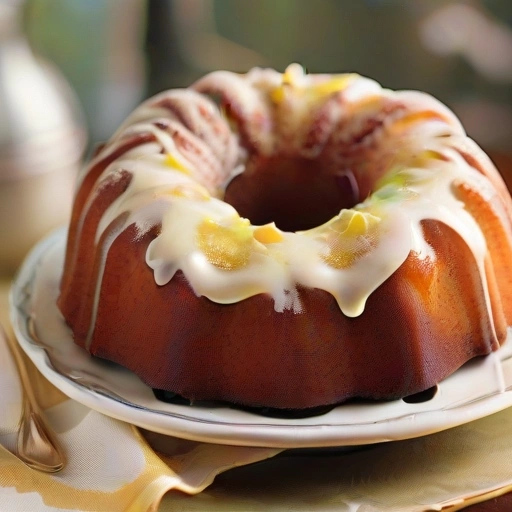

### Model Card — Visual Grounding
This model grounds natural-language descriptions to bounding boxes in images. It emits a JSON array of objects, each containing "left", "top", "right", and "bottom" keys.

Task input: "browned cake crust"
[{"left": 58, "top": 66, "right": 512, "bottom": 410}]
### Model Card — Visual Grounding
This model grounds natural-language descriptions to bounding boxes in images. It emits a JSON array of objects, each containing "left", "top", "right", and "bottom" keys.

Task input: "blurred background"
[
  {"left": 1, "top": 0, "right": 512, "bottom": 271},
  {"left": 23, "top": 0, "right": 512, "bottom": 152}
]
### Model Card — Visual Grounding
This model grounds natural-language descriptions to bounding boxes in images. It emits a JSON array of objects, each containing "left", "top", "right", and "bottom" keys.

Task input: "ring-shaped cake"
[{"left": 58, "top": 65, "right": 512, "bottom": 411}]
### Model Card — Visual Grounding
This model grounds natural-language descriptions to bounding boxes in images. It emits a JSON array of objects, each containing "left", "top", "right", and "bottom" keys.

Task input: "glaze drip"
[{"left": 80, "top": 65, "right": 501, "bottom": 321}]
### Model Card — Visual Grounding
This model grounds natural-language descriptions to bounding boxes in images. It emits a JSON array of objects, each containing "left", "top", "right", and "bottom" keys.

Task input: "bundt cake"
[{"left": 58, "top": 64, "right": 512, "bottom": 411}]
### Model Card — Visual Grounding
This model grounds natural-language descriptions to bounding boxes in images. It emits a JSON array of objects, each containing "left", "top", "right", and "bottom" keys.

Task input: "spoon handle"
[{"left": 2, "top": 326, "right": 65, "bottom": 472}]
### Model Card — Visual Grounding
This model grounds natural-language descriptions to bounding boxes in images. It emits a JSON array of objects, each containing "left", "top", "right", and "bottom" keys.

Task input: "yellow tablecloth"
[{"left": 3, "top": 278, "right": 512, "bottom": 511}]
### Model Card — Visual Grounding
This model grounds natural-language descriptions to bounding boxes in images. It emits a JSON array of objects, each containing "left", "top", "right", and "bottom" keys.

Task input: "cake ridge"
[{"left": 57, "top": 65, "right": 512, "bottom": 410}]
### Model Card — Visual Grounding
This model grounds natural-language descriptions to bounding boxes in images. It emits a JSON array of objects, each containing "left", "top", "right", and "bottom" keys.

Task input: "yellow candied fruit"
[
  {"left": 197, "top": 217, "right": 254, "bottom": 270},
  {"left": 329, "top": 210, "right": 380, "bottom": 235},
  {"left": 156, "top": 184, "right": 210, "bottom": 201},
  {"left": 324, "top": 246, "right": 360, "bottom": 269},
  {"left": 282, "top": 66, "right": 297, "bottom": 86},
  {"left": 270, "top": 86, "right": 286, "bottom": 104},
  {"left": 164, "top": 153, "right": 191, "bottom": 175},
  {"left": 375, "top": 149, "right": 445, "bottom": 196},
  {"left": 309, "top": 75, "right": 357, "bottom": 100},
  {"left": 253, "top": 223, "right": 284, "bottom": 244},
  {"left": 271, "top": 71, "right": 356, "bottom": 105},
  {"left": 322, "top": 210, "right": 381, "bottom": 269},
  {"left": 344, "top": 211, "right": 372, "bottom": 236},
  {"left": 375, "top": 169, "right": 409, "bottom": 192},
  {"left": 410, "top": 149, "right": 445, "bottom": 167}
]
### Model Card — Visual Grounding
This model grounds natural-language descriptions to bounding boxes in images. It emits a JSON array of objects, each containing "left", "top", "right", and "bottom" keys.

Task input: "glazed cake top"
[{"left": 81, "top": 65, "right": 504, "bottom": 321}]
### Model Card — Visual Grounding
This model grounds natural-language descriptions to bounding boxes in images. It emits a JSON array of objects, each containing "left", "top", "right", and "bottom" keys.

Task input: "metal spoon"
[{"left": 1, "top": 326, "right": 65, "bottom": 472}]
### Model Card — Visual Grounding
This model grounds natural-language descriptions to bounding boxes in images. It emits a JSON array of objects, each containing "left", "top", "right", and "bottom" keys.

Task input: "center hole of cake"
[{"left": 223, "top": 155, "right": 363, "bottom": 232}]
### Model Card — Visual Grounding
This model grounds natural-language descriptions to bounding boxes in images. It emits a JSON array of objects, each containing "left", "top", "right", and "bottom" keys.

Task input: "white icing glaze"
[{"left": 79, "top": 65, "right": 502, "bottom": 324}]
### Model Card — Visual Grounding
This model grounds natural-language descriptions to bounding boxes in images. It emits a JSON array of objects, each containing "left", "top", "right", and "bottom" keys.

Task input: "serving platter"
[{"left": 10, "top": 229, "right": 512, "bottom": 448}]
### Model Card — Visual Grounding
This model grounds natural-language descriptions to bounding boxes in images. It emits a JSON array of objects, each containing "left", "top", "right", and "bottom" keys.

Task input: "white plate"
[{"left": 10, "top": 229, "right": 512, "bottom": 448}]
